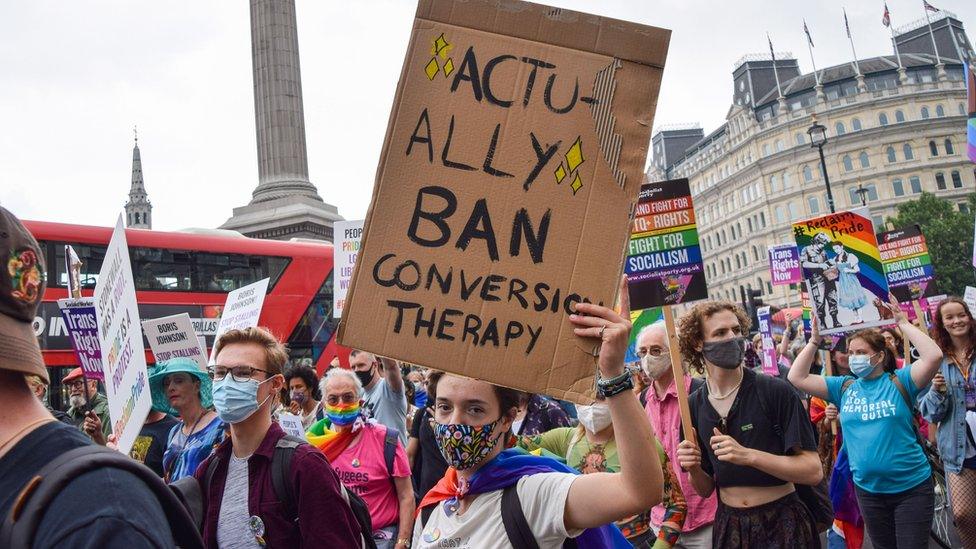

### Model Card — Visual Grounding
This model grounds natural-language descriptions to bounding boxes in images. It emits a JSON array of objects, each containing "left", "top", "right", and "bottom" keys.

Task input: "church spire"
[{"left": 125, "top": 126, "right": 152, "bottom": 229}]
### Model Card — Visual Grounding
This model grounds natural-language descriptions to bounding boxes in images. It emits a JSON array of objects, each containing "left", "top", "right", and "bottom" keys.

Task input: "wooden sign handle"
[
  {"left": 662, "top": 306, "right": 695, "bottom": 442},
  {"left": 911, "top": 300, "right": 926, "bottom": 329}
]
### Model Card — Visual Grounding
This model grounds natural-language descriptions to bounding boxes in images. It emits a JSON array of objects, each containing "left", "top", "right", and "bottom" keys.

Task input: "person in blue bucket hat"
[{"left": 149, "top": 357, "right": 225, "bottom": 482}]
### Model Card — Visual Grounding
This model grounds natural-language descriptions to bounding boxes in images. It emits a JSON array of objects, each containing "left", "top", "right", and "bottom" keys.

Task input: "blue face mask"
[
  {"left": 849, "top": 354, "right": 877, "bottom": 378},
  {"left": 212, "top": 376, "right": 272, "bottom": 424}
]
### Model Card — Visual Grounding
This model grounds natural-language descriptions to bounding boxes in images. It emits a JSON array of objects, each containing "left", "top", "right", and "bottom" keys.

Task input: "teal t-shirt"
[{"left": 825, "top": 366, "right": 931, "bottom": 494}]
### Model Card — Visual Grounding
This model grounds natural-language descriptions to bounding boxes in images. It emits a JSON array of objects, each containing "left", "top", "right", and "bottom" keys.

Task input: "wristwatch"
[{"left": 596, "top": 368, "right": 634, "bottom": 398}]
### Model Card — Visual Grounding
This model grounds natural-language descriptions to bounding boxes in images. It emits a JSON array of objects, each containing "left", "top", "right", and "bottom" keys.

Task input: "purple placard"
[
  {"left": 768, "top": 243, "right": 802, "bottom": 286},
  {"left": 757, "top": 306, "right": 778, "bottom": 376},
  {"left": 57, "top": 297, "right": 104, "bottom": 381}
]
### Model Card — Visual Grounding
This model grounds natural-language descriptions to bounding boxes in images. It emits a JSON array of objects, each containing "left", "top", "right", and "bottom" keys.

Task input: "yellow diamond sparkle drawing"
[
  {"left": 443, "top": 58, "right": 455, "bottom": 77},
  {"left": 424, "top": 58, "right": 439, "bottom": 81},
  {"left": 565, "top": 137, "right": 584, "bottom": 173},
  {"left": 434, "top": 34, "right": 450, "bottom": 58},
  {"left": 554, "top": 164, "right": 566, "bottom": 183},
  {"left": 571, "top": 173, "right": 583, "bottom": 194}
]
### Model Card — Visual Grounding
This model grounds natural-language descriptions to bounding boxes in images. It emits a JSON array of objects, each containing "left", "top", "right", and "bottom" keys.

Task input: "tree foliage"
[{"left": 886, "top": 192, "right": 976, "bottom": 297}]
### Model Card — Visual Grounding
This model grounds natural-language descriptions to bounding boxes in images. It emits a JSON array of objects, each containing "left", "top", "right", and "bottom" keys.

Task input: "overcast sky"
[{"left": 1, "top": 0, "right": 973, "bottom": 231}]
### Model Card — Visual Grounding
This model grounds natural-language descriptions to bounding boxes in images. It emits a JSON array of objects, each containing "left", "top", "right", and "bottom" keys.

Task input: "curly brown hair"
[
  {"left": 678, "top": 301, "right": 752, "bottom": 374},
  {"left": 932, "top": 297, "right": 976, "bottom": 361}
]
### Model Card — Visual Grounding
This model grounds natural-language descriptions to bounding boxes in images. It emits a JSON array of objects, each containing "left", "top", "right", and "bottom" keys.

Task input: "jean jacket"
[{"left": 918, "top": 356, "right": 976, "bottom": 474}]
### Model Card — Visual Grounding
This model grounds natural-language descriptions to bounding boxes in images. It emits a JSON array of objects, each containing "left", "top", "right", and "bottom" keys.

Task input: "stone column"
[{"left": 248, "top": 0, "right": 322, "bottom": 204}]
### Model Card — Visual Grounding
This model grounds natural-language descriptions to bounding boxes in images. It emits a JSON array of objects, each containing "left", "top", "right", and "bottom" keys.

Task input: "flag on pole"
[
  {"left": 923, "top": 0, "right": 939, "bottom": 13},
  {"left": 882, "top": 3, "right": 891, "bottom": 27},
  {"left": 803, "top": 20, "right": 814, "bottom": 47},
  {"left": 843, "top": 9, "right": 852, "bottom": 38},
  {"left": 768, "top": 33, "right": 776, "bottom": 60}
]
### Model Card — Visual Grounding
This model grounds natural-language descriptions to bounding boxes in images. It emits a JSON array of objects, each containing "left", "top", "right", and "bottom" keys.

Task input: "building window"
[
  {"left": 936, "top": 172, "right": 947, "bottom": 190},
  {"left": 895, "top": 110, "right": 905, "bottom": 123},
  {"left": 747, "top": 218, "right": 754, "bottom": 232},
  {"left": 859, "top": 151, "right": 870, "bottom": 169},
  {"left": 903, "top": 144, "right": 914, "bottom": 160},
  {"left": 872, "top": 215, "right": 885, "bottom": 229},
  {"left": 852, "top": 118, "right": 862, "bottom": 131},
  {"left": 803, "top": 165, "right": 813, "bottom": 182},
  {"left": 782, "top": 172, "right": 792, "bottom": 189},
  {"left": 936, "top": 104, "right": 945, "bottom": 117},
  {"left": 945, "top": 139, "right": 955, "bottom": 155},
  {"left": 879, "top": 112, "right": 889, "bottom": 126},
  {"left": 775, "top": 139, "right": 784, "bottom": 152},
  {"left": 835, "top": 121, "right": 846, "bottom": 135},
  {"left": 775, "top": 205, "right": 785, "bottom": 223},
  {"left": 886, "top": 146, "right": 897, "bottom": 163},
  {"left": 788, "top": 202, "right": 800, "bottom": 221},
  {"left": 961, "top": 203, "right": 970, "bottom": 214},
  {"left": 921, "top": 106, "right": 930, "bottom": 119},
  {"left": 892, "top": 179, "right": 904, "bottom": 196},
  {"left": 735, "top": 255, "right": 741, "bottom": 269},
  {"left": 127, "top": 213, "right": 132, "bottom": 225},
  {"left": 843, "top": 155, "right": 854, "bottom": 172},
  {"left": 752, "top": 246, "right": 759, "bottom": 261},
  {"left": 796, "top": 133, "right": 806, "bottom": 145},
  {"left": 849, "top": 187, "right": 860, "bottom": 205},
  {"left": 770, "top": 174, "right": 780, "bottom": 192},
  {"left": 952, "top": 171, "right": 963, "bottom": 188},
  {"left": 929, "top": 140, "right": 939, "bottom": 157},
  {"left": 808, "top": 196, "right": 820, "bottom": 214},
  {"left": 909, "top": 176, "right": 922, "bottom": 194},
  {"left": 851, "top": 184, "right": 879, "bottom": 204},
  {"left": 762, "top": 144, "right": 770, "bottom": 157},
  {"left": 961, "top": 103, "right": 968, "bottom": 116},
  {"left": 760, "top": 211, "right": 766, "bottom": 227}
]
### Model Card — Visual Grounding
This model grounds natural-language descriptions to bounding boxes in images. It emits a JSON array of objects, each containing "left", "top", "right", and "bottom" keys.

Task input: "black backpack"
[{"left": 0, "top": 445, "right": 203, "bottom": 549}]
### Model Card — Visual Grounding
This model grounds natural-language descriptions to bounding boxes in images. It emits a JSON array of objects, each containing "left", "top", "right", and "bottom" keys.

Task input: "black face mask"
[
  {"left": 355, "top": 369, "right": 375, "bottom": 387},
  {"left": 702, "top": 337, "right": 745, "bottom": 370}
]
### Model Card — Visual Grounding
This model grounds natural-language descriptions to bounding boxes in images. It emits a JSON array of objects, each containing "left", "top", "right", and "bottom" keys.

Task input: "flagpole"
[
  {"left": 803, "top": 20, "right": 823, "bottom": 102},
  {"left": 844, "top": 9, "right": 862, "bottom": 76},
  {"left": 885, "top": 3, "right": 908, "bottom": 84},
  {"left": 768, "top": 32, "right": 785, "bottom": 101},
  {"left": 922, "top": 2, "right": 942, "bottom": 66}
]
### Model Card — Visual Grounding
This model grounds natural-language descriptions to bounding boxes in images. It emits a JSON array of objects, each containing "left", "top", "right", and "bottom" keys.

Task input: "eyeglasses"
[
  {"left": 64, "top": 381, "right": 85, "bottom": 390},
  {"left": 325, "top": 393, "right": 358, "bottom": 406},
  {"left": 636, "top": 348, "right": 666, "bottom": 359},
  {"left": 213, "top": 365, "right": 269, "bottom": 382}
]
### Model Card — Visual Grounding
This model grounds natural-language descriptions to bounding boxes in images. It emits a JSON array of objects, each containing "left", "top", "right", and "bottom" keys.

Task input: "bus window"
[
  {"left": 49, "top": 241, "right": 108, "bottom": 289},
  {"left": 194, "top": 252, "right": 289, "bottom": 292},
  {"left": 287, "top": 272, "right": 336, "bottom": 367},
  {"left": 132, "top": 247, "right": 193, "bottom": 290}
]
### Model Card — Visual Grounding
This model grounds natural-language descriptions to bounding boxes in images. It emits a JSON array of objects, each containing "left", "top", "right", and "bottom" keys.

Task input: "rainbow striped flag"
[{"left": 967, "top": 63, "right": 975, "bottom": 164}]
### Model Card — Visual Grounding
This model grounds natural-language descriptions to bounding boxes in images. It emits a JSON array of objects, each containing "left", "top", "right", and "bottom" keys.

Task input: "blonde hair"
[{"left": 214, "top": 326, "right": 289, "bottom": 375}]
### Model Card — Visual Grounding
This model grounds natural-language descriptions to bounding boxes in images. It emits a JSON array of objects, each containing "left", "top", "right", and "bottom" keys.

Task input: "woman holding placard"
[
  {"left": 919, "top": 297, "right": 976, "bottom": 548},
  {"left": 788, "top": 296, "right": 943, "bottom": 549}
]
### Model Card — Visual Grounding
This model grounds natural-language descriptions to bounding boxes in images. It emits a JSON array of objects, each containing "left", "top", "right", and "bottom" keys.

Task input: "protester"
[
  {"left": 744, "top": 334, "right": 762, "bottom": 373},
  {"left": 308, "top": 368, "right": 414, "bottom": 548},
  {"left": 195, "top": 326, "right": 361, "bottom": 547},
  {"left": 351, "top": 349, "right": 408, "bottom": 443},
  {"left": 25, "top": 374, "right": 72, "bottom": 424},
  {"left": 414, "top": 276, "right": 664, "bottom": 547},
  {"left": 519, "top": 396, "right": 688, "bottom": 547},
  {"left": 149, "top": 357, "right": 224, "bottom": 482},
  {"left": 0, "top": 206, "right": 174, "bottom": 545},
  {"left": 637, "top": 322, "right": 716, "bottom": 547},
  {"left": 285, "top": 364, "right": 325, "bottom": 429},
  {"left": 63, "top": 367, "right": 112, "bottom": 442},
  {"left": 675, "top": 300, "right": 822, "bottom": 548},
  {"left": 407, "top": 371, "right": 448, "bottom": 505},
  {"left": 920, "top": 297, "right": 976, "bottom": 548},
  {"left": 789, "top": 295, "right": 943, "bottom": 549},
  {"left": 511, "top": 392, "right": 572, "bottom": 436},
  {"left": 880, "top": 326, "right": 906, "bottom": 362}
]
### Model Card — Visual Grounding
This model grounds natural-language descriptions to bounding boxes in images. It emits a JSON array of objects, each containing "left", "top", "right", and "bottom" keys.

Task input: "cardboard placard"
[
  {"left": 278, "top": 413, "right": 306, "bottom": 438},
  {"left": 793, "top": 209, "right": 893, "bottom": 335},
  {"left": 338, "top": 0, "right": 669, "bottom": 402},
  {"left": 93, "top": 216, "right": 151, "bottom": 455},
  {"left": 142, "top": 313, "right": 208, "bottom": 371},
  {"left": 208, "top": 278, "right": 270, "bottom": 365},
  {"left": 756, "top": 306, "right": 778, "bottom": 376},
  {"left": 57, "top": 297, "right": 103, "bottom": 381},
  {"left": 965, "top": 286, "right": 976, "bottom": 313},
  {"left": 768, "top": 244, "right": 802, "bottom": 286},
  {"left": 626, "top": 179, "right": 706, "bottom": 309},
  {"left": 334, "top": 220, "right": 365, "bottom": 319},
  {"left": 877, "top": 225, "right": 937, "bottom": 303}
]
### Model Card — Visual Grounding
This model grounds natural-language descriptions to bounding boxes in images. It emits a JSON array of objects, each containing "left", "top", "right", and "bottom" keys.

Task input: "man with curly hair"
[{"left": 675, "top": 300, "right": 822, "bottom": 548}]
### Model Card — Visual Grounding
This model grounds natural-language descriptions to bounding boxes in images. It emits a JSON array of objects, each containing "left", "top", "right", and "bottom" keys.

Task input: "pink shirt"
[
  {"left": 331, "top": 423, "right": 411, "bottom": 530},
  {"left": 644, "top": 375, "right": 718, "bottom": 532}
]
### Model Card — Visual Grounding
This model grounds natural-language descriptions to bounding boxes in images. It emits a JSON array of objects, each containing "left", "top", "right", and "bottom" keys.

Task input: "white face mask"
[
  {"left": 641, "top": 353, "right": 672, "bottom": 380},
  {"left": 576, "top": 404, "right": 612, "bottom": 433}
]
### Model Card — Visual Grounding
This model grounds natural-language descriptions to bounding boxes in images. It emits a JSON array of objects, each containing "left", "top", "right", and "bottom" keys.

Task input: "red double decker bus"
[{"left": 25, "top": 220, "right": 340, "bottom": 408}]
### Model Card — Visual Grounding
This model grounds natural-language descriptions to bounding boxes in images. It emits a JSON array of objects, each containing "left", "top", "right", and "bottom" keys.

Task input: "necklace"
[
  {"left": 0, "top": 417, "right": 55, "bottom": 457},
  {"left": 707, "top": 370, "right": 744, "bottom": 401}
]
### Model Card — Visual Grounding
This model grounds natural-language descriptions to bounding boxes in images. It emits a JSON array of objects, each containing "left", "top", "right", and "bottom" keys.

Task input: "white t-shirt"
[
  {"left": 216, "top": 454, "right": 261, "bottom": 548},
  {"left": 412, "top": 472, "right": 581, "bottom": 549}
]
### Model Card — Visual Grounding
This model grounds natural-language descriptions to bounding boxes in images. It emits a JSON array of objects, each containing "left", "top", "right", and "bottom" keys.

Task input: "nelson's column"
[{"left": 221, "top": 0, "right": 342, "bottom": 240}]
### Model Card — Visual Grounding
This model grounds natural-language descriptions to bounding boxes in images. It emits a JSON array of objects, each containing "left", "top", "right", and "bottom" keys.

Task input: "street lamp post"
[
  {"left": 808, "top": 119, "right": 835, "bottom": 213},
  {"left": 854, "top": 183, "right": 868, "bottom": 207}
]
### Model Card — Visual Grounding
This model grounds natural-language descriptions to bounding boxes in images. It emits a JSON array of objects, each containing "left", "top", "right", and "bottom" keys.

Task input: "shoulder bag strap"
[{"left": 501, "top": 483, "right": 540, "bottom": 549}]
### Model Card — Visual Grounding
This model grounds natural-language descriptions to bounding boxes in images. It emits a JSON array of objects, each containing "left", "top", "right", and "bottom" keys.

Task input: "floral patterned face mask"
[{"left": 432, "top": 417, "right": 503, "bottom": 471}]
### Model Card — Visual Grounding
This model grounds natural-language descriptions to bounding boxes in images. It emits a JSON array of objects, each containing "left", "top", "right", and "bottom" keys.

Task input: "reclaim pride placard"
[
  {"left": 208, "top": 278, "right": 270, "bottom": 365},
  {"left": 93, "top": 216, "right": 151, "bottom": 455},
  {"left": 768, "top": 244, "right": 802, "bottom": 286},
  {"left": 338, "top": 0, "right": 670, "bottom": 401},
  {"left": 57, "top": 297, "right": 103, "bottom": 381},
  {"left": 878, "top": 225, "right": 937, "bottom": 303},
  {"left": 626, "top": 178, "right": 706, "bottom": 310},
  {"left": 333, "top": 220, "right": 364, "bottom": 319},
  {"left": 142, "top": 313, "right": 208, "bottom": 372},
  {"left": 793, "top": 209, "right": 892, "bottom": 335}
]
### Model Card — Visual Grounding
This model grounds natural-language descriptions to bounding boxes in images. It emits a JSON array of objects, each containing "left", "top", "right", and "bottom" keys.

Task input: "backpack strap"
[
  {"left": 690, "top": 376, "right": 705, "bottom": 395},
  {"left": 888, "top": 373, "right": 927, "bottom": 447},
  {"left": 420, "top": 504, "right": 435, "bottom": 530},
  {"left": 1, "top": 444, "right": 203, "bottom": 549},
  {"left": 271, "top": 435, "right": 306, "bottom": 522},
  {"left": 501, "top": 483, "right": 540, "bottom": 549},
  {"left": 383, "top": 428, "right": 399, "bottom": 478},
  {"left": 638, "top": 386, "right": 649, "bottom": 408}
]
